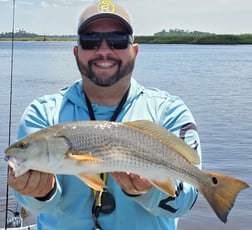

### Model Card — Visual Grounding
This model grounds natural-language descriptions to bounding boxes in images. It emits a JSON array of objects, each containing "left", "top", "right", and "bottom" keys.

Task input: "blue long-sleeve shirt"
[{"left": 15, "top": 78, "right": 201, "bottom": 230}]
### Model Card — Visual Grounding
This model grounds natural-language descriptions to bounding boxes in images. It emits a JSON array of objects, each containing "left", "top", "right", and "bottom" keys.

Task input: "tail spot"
[{"left": 212, "top": 177, "right": 218, "bottom": 185}]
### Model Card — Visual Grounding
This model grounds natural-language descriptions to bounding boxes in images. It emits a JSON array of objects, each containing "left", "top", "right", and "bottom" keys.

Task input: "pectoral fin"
[
  {"left": 77, "top": 173, "right": 106, "bottom": 192},
  {"left": 68, "top": 152, "right": 103, "bottom": 163},
  {"left": 151, "top": 178, "right": 176, "bottom": 197}
]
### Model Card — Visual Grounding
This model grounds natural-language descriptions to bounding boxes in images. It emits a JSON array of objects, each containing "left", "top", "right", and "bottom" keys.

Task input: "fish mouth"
[{"left": 4, "top": 155, "right": 28, "bottom": 177}]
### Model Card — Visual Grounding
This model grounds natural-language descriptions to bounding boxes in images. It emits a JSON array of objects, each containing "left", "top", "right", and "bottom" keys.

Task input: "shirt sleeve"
[
  {"left": 14, "top": 96, "right": 64, "bottom": 213},
  {"left": 17, "top": 95, "right": 62, "bottom": 139},
  {"left": 14, "top": 176, "right": 63, "bottom": 213}
]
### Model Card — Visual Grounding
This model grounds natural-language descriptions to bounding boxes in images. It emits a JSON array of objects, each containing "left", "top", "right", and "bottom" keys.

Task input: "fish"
[{"left": 4, "top": 120, "right": 249, "bottom": 223}]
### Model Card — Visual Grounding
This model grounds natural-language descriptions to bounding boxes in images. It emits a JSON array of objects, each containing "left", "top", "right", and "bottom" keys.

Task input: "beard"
[{"left": 76, "top": 55, "right": 135, "bottom": 87}]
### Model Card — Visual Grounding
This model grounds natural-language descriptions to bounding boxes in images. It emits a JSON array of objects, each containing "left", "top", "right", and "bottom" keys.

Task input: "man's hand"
[
  {"left": 8, "top": 168, "right": 55, "bottom": 198},
  {"left": 111, "top": 172, "right": 153, "bottom": 195}
]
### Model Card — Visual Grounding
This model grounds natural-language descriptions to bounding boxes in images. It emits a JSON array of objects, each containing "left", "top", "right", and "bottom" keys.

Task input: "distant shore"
[
  {"left": 1, "top": 34, "right": 252, "bottom": 44},
  {"left": 135, "top": 34, "right": 252, "bottom": 45}
]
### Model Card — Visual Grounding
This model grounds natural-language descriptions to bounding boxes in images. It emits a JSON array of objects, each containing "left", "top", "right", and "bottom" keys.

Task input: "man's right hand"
[{"left": 8, "top": 168, "right": 55, "bottom": 198}]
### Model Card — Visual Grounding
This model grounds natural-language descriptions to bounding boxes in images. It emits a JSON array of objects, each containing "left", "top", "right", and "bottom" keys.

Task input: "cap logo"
[{"left": 98, "top": 0, "right": 115, "bottom": 13}]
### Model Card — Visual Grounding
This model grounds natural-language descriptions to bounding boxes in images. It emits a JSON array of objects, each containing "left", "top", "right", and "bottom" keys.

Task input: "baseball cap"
[{"left": 77, "top": 0, "right": 133, "bottom": 35}]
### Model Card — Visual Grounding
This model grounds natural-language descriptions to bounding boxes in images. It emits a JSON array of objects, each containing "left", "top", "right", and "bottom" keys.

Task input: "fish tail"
[{"left": 200, "top": 172, "right": 249, "bottom": 223}]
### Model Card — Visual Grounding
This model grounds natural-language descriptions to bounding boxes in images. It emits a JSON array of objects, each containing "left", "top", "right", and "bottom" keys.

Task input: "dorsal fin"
[{"left": 123, "top": 120, "right": 200, "bottom": 165}]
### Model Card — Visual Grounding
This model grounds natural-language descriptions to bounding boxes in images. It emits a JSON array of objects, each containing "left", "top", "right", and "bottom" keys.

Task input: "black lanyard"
[
  {"left": 84, "top": 86, "right": 130, "bottom": 230},
  {"left": 84, "top": 87, "right": 130, "bottom": 122}
]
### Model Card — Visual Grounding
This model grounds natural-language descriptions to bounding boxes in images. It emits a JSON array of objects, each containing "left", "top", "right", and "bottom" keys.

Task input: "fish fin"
[
  {"left": 151, "top": 178, "right": 176, "bottom": 197},
  {"left": 68, "top": 152, "right": 103, "bottom": 163},
  {"left": 200, "top": 172, "right": 249, "bottom": 223},
  {"left": 77, "top": 173, "right": 107, "bottom": 192},
  {"left": 123, "top": 120, "right": 200, "bottom": 165}
]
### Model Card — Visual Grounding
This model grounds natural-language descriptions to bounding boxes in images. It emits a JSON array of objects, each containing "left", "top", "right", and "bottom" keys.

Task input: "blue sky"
[{"left": 1, "top": 0, "right": 252, "bottom": 35}]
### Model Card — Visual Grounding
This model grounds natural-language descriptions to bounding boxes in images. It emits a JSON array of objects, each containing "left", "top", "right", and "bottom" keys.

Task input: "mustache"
[{"left": 88, "top": 56, "right": 121, "bottom": 66}]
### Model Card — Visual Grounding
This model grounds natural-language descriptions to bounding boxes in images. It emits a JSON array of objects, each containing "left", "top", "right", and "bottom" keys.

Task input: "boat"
[{"left": 0, "top": 208, "right": 37, "bottom": 230}]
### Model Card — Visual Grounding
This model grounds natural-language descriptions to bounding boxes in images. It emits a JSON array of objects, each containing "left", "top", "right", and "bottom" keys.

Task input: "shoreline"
[{"left": 1, "top": 34, "right": 252, "bottom": 45}]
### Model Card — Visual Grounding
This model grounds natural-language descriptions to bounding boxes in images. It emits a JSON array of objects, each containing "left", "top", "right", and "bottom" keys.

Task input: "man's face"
[{"left": 74, "top": 19, "right": 138, "bottom": 87}]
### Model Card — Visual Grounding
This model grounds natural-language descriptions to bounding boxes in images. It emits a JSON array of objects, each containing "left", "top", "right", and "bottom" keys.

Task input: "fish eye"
[{"left": 17, "top": 141, "right": 28, "bottom": 149}]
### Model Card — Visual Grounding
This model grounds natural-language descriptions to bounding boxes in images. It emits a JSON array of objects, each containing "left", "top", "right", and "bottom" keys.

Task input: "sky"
[{"left": 0, "top": 0, "right": 252, "bottom": 36}]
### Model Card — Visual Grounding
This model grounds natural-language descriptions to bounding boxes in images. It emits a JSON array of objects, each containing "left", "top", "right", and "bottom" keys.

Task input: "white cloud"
[
  {"left": 39, "top": 0, "right": 93, "bottom": 8},
  {"left": 41, "top": 0, "right": 73, "bottom": 8}
]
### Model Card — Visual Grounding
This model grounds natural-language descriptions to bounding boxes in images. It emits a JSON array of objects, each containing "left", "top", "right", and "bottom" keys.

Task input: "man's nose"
[{"left": 96, "top": 39, "right": 113, "bottom": 53}]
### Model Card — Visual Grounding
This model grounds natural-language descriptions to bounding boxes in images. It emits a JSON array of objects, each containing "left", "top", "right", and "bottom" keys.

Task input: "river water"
[{"left": 0, "top": 42, "right": 251, "bottom": 229}]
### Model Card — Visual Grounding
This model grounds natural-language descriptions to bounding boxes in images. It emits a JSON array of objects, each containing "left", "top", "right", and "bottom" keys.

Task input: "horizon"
[{"left": 1, "top": 28, "right": 252, "bottom": 37}]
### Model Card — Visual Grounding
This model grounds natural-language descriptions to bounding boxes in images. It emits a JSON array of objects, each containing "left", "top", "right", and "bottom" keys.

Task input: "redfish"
[{"left": 4, "top": 120, "right": 249, "bottom": 223}]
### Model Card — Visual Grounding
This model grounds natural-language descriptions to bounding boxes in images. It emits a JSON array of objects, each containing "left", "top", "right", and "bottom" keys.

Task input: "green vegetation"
[
  {"left": 1, "top": 29, "right": 252, "bottom": 44},
  {"left": 0, "top": 31, "right": 76, "bottom": 41},
  {"left": 154, "top": 28, "right": 213, "bottom": 36},
  {"left": 135, "top": 34, "right": 252, "bottom": 45},
  {"left": 0, "top": 29, "right": 76, "bottom": 41}
]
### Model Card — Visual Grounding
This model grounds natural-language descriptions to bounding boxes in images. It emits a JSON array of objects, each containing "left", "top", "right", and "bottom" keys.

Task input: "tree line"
[{"left": 1, "top": 29, "right": 252, "bottom": 44}]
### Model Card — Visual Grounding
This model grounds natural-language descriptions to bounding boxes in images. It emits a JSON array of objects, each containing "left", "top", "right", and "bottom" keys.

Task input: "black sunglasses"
[{"left": 79, "top": 31, "right": 133, "bottom": 50}]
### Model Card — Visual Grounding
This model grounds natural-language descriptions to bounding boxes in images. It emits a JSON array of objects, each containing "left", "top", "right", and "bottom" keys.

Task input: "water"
[{"left": 0, "top": 42, "right": 251, "bottom": 229}]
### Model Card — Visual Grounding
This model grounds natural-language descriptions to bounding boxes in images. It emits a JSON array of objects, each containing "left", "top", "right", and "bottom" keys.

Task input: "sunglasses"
[{"left": 79, "top": 31, "right": 133, "bottom": 50}]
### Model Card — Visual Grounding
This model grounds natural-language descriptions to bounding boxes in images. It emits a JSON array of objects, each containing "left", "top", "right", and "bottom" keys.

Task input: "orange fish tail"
[{"left": 200, "top": 172, "right": 249, "bottom": 223}]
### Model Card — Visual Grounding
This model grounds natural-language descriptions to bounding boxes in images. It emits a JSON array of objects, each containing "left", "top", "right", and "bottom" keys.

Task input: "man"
[{"left": 8, "top": 1, "right": 201, "bottom": 229}]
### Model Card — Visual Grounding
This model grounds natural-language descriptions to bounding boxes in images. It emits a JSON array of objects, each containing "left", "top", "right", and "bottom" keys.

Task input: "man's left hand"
[{"left": 111, "top": 172, "right": 153, "bottom": 195}]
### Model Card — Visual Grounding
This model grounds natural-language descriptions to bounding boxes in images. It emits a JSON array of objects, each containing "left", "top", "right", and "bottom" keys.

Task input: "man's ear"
[
  {"left": 73, "top": 46, "right": 78, "bottom": 57},
  {"left": 133, "top": 43, "right": 139, "bottom": 56}
]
